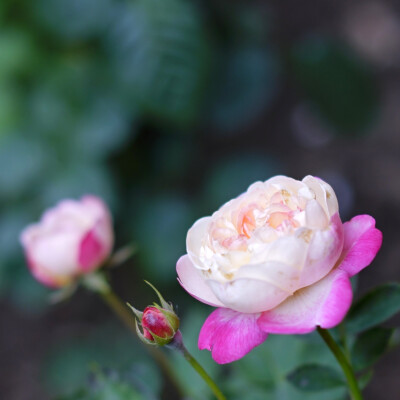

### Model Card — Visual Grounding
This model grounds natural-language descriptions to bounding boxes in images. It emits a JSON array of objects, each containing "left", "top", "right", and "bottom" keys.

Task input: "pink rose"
[
  {"left": 176, "top": 176, "right": 382, "bottom": 363},
  {"left": 20, "top": 196, "right": 114, "bottom": 288}
]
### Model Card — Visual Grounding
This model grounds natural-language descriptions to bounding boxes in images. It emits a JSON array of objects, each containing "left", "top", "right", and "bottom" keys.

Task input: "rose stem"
[
  {"left": 82, "top": 273, "right": 185, "bottom": 398},
  {"left": 168, "top": 331, "right": 227, "bottom": 400},
  {"left": 338, "top": 322, "right": 351, "bottom": 360},
  {"left": 317, "top": 327, "right": 363, "bottom": 400}
]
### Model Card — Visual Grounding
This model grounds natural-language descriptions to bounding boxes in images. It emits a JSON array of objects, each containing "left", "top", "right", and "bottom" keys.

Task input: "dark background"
[{"left": 1, "top": 0, "right": 399, "bottom": 399}]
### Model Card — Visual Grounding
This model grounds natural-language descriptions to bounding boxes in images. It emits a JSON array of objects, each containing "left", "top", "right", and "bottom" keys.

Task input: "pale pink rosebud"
[{"left": 20, "top": 196, "right": 114, "bottom": 288}]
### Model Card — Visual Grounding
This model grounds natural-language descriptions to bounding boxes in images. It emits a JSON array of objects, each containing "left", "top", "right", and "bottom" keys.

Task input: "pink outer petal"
[
  {"left": 257, "top": 269, "right": 353, "bottom": 334},
  {"left": 176, "top": 255, "right": 224, "bottom": 307},
  {"left": 338, "top": 215, "right": 382, "bottom": 277},
  {"left": 199, "top": 308, "right": 268, "bottom": 364},
  {"left": 78, "top": 228, "right": 105, "bottom": 272}
]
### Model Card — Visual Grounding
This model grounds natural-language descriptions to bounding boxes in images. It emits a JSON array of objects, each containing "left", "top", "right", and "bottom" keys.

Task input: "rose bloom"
[
  {"left": 177, "top": 176, "right": 382, "bottom": 363},
  {"left": 20, "top": 196, "right": 114, "bottom": 288}
]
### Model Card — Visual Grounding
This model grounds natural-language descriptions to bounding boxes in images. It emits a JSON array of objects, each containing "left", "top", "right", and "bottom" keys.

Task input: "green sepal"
[
  {"left": 144, "top": 280, "right": 172, "bottom": 311},
  {"left": 148, "top": 331, "right": 174, "bottom": 346},
  {"left": 81, "top": 271, "right": 111, "bottom": 294},
  {"left": 135, "top": 319, "right": 157, "bottom": 346},
  {"left": 127, "top": 302, "right": 143, "bottom": 320},
  {"left": 106, "top": 244, "right": 137, "bottom": 268},
  {"left": 154, "top": 305, "right": 180, "bottom": 333}
]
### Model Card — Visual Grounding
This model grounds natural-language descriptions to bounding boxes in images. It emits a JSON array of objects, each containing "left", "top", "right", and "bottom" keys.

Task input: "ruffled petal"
[
  {"left": 208, "top": 277, "right": 291, "bottom": 313},
  {"left": 176, "top": 255, "right": 224, "bottom": 307},
  {"left": 186, "top": 217, "right": 212, "bottom": 270},
  {"left": 299, "top": 212, "right": 343, "bottom": 287},
  {"left": 338, "top": 215, "right": 382, "bottom": 277},
  {"left": 198, "top": 308, "right": 268, "bottom": 364},
  {"left": 302, "top": 175, "right": 338, "bottom": 218}
]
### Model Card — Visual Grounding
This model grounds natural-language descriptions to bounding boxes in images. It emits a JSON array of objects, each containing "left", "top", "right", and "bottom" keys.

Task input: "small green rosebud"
[{"left": 128, "top": 281, "right": 180, "bottom": 346}]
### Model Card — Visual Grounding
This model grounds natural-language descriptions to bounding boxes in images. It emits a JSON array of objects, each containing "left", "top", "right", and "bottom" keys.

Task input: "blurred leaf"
[
  {"left": 230, "top": 334, "right": 346, "bottom": 400},
  {"left": 43, "top": 323, "right": 159, "bottom": 397},
  {"left": 201, "top": 154, "right": 280, "bottom": 210},
  {"left": 346, "top": 283, "right": 400, "bottom": 334},
  {"left": 72, "top": 97, "right": 134, "bottom": 160},
  {"left": 0, "top": 207, "right": 51, "bottom": 311},
  {"left": 39, "top": 162, "right": 116, "bottom": 212},
  {"left": 0, "top": 207, "right": 32, "bottom": 266},
  {"left": 291, "top": 36, "right": 378, "bottom": 136},
  {"left": 0, "top": 84, "right": 21, "bottom": 132},
  {"left": 358, "top": 369, "right": 373, "bottom": 390},
  {"left": 287, "top": 364, "right": 345, "bottom": 392},
  {"left": 107, "top": 0, "right": 211, "bottom": 126},
  {"left": 55, "top": 368, "right": 147, "bottom": 400},
  {"left": 34, "top": 0, "right": 115, "bottom": 41},
  {"left": 152, "top": 135, "right": 195, "bottom": 182},
  {"left": 0, "top": 29, "right": 36, "bottom": 78},
  {"left": 351, "top": 327, "right": 394, "bottom": 371},
  {"left": 209, "top": 45, "right": 278, "bottom": 132},
  {"left": 0, "top": 136, "right": 51, "bottom": 201},
  {"left": 132, "top": 193, "right": 193, "bottom": 284},
  {"left": 224, "top": 5, "right": 270, "bottom": 43},
  {"left": 27, "top": 85, "right": 77, "bottom": 138},
  {"left": 8, "top": 263, "right": 51, "bottom": 315}
]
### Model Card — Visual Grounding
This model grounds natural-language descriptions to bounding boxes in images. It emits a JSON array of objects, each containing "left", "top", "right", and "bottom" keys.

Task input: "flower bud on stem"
[
  {"left": 82, "top": 272, "right": 185, "bottom": 398},
  {"left": 129, "top": 281, "right": 227, "bottom": 400},
  {"left": 128, "top": 281, "right": 180, "bottom": 346}
]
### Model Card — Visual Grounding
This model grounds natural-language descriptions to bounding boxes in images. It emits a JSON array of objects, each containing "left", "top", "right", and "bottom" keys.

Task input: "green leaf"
[
  {"left": 34, "top": 0, "right": 114, "bottom": 41},
  {"left": 39, "top": 162, "right": 116, "bottom": 212},
  {"left": 346, "top": 283, "right": 400, "bottom": 334},
  {"left": 351, "top": 327, "right": 394, "bottom": 371},
  {"left": 42, "top": 323, "right": 160, "bottom": 397},
  {"left": 0, "top": 136, "right": 50, "bottom": 201},
  {"left": 208, "top": 45, "right": 278, "bottom": 132},
  {"left": 55, "top": 368, "right": 146, "bottom": 400},
  {"left": 131, "top": 193, "right": 193, "bottom": 284},
  {"left": 230, "top": 334, "right": 346, "bottom": 400},
  {"left": 287, "top": 364, "right": 345, "bottom": 392},
  {"left": 0, "top": 29, "right": 36, "bottom": 78},
  {"left": 71, "top": 97, "right": 133, "bottom": 160},
  {"left": 291, "top": 36, "right": 378, "bottom": 136},
  {"left": 358, "top": 369, "right": 373, "bottom": 390}
]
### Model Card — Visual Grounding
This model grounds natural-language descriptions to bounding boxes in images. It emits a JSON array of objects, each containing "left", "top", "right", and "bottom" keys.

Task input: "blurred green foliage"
[
  {"left": 0, "top": 1, "right": 383, "bottom": 399},
  {"left": 43, "top": 322, "right": 160, "bottom": 398},
  {"left": 0, "top": 0, "right": 378, "bottom": 312},
  {"left": 228, "top": 333, "right": 346, "bottom": 400},
  {"left": 291, "top": 36, "right": 378, "bottom": 136},
  {"left": 56, "top": 367, "right": 151, "bottom": 400}
]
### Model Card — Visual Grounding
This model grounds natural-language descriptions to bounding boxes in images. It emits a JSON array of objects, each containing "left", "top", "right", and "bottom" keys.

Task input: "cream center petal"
[
  {"left": 33, "top": 230, "right": 81, "bottom": 275},
  {"left": 195, "top": 182, "right": 334, "bottom": 284}
]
